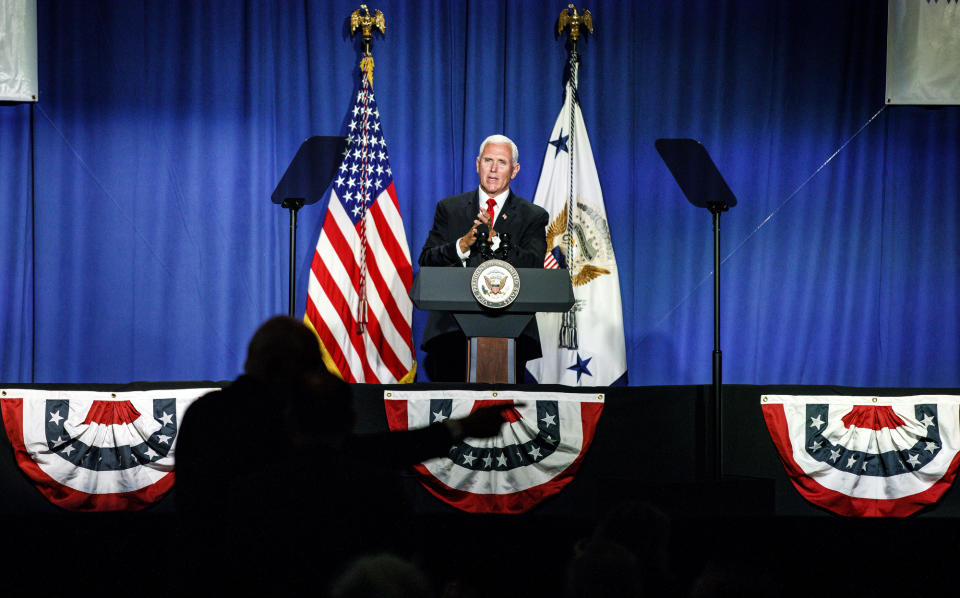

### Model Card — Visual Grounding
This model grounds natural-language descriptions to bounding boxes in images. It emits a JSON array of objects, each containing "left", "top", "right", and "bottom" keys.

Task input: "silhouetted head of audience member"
[
  {"left": 330, "top": 553, "right": 433, "bottom": 598},
  {"left": 687, "top": 557, "right": 781, "bottom": 598},
  {"left": 564, "top": 539, "right": 643, "bottom": 598},
  {"left": 242, "top": 316, "right": 354, "bottom": 446},
  {"left": 243, "top": 315, "right": 324, "bottom": 384},
  {"left": 563, "top": 500, "right": 674, "bottom": 598},
  {"left": 592, "top": 500, "right": 672, "bottom": 581}
]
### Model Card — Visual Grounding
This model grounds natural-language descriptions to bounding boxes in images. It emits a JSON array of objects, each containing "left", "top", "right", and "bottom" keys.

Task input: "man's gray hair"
[{"left": 478, "top": 134, "right": 519, "bottom": 166}]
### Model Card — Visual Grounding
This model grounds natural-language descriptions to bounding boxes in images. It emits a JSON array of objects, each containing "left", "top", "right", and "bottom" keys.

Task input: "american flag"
[{"left": 304, "top": 61, "right": 415, "bottom": 383}]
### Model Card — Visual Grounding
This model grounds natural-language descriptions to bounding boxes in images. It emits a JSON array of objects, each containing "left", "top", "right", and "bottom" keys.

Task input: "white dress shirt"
[{"left": 456, "top": 187, "right": 508, "bottom": 262}]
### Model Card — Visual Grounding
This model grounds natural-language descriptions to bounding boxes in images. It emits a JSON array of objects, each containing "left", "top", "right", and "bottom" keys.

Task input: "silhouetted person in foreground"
[
  {"left": 330, "top": 553, "right": 433, "bottom": 598},
  {"left": 564, "top": 501, "right": 676, "bottom": 598},
  {"left": 175, "top": 316, "right": 511, "bottom": 595}
]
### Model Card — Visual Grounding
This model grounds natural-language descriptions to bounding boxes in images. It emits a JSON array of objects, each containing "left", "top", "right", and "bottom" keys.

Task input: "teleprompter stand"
[
  {"left": 411, "top": 268, "right": 574, "bottom": 383},
  {"left": 655, "top": 138, "right": 738, "bottom": 480},
  {"left": 271, "top": 136, "right": 347, "bottom": 316}
]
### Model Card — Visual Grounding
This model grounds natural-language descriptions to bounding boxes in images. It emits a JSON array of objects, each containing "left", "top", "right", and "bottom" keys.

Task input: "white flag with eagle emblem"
[{"left": 524, "top": 58, "right": 627, "bottom": 386}]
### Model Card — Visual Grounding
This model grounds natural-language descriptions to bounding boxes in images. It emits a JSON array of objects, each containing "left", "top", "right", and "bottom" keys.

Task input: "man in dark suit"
[{"left": 418, "top": 135, "right": 548, "bottom": 381}]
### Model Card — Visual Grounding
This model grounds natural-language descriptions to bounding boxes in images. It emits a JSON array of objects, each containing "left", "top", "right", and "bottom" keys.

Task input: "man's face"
[{"left": 476, "top": 142, "right": 519, "bottom": 198}]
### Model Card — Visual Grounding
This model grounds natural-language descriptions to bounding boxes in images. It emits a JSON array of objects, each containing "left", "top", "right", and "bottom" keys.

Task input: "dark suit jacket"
[
  {"left": 417, "top": 190, "right": 548, "bottom": 378},
  {"left": 418, "top": 189, "right": 549, "bottom": 269}
]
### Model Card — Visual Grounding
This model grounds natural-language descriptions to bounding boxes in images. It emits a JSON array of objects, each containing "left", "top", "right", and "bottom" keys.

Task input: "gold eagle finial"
[
  {"left": 350, "top": 5, "right": 386, "bottom": 50},
  {"left": 556, "top": 4, "right": 594, "bottom": 43}
]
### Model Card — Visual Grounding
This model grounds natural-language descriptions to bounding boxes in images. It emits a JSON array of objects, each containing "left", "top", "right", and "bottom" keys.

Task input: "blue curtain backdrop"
[{"left": 0, "top": 0, "right": 957, "bottom": 386}]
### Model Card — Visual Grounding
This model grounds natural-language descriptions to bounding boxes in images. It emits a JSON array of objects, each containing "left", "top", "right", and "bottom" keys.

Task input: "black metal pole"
[
  {"left": 282, "top": 198, "right": 305, "bottom": 317},
  {"left": 711, "top": 206, "right": 723, "bottom": 481}
]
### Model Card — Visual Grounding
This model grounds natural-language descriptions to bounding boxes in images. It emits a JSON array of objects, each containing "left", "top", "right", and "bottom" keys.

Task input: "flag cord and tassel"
[
  {"left": 355, "top": 51, "right": 374, "bottom": 333},
  {"left": 559, "top": 44, "right": 580, "bottom": 350},
  {"left": 360, "top": 53, "right": 374, "bottom": 88},
  {"left": 348, "top": 4, "right": 385, "bottom": 335}
]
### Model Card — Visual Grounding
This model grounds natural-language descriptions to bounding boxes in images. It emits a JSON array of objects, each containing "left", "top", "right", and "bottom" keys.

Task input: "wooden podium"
[{"left": 411, "top": 267, "right": 574, "bottom": 383}]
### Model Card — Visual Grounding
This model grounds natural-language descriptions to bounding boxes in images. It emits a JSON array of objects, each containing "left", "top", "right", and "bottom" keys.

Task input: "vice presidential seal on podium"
[{"left": 471, "top": 259, "right": 521, "bottom": 309}]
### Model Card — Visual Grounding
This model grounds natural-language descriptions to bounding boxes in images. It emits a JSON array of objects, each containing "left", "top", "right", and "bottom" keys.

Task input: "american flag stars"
[{"left": 333, "top": 101, "right": 393, "bottom": 223}]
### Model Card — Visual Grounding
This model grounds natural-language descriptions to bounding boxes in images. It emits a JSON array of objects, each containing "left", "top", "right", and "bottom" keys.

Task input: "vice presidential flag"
[
  {"left": 305, "top": 56, "right": 416, "bottom": 383},
  {"left": 524, "top": 57, "right": 627, "bottom": 386}
]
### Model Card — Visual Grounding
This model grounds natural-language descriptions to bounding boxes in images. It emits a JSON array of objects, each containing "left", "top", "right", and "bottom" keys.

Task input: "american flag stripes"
[{"left": 304, "top": 59, "right": 416, "bottom": 383}]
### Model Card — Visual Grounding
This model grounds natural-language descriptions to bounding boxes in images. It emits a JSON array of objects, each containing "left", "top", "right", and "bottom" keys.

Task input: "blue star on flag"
[
  {"left": 567, "top": 353, "right": 592, "bottom": 382},
  {"left": 548, "top": 131, "right": 569, "bottom": 157}
]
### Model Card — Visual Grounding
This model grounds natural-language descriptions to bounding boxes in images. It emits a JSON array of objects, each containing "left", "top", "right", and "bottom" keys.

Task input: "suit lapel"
[
  {"left": 466, "top": 190, "right": 480, "bottom": 224},
  {"left": 496, "top": 191, "right": 519, "bottom": 232}
]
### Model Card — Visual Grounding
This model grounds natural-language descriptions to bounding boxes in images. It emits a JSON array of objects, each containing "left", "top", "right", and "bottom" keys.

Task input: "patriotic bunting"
[
  {"left": 762, "top": 394, "right": 960, "bottom": 517},
  {"left": 1, "top": 387, "right": 212, "bottom": 511},
  {"left": 385, "top": 389, "right": 603, "bottom": 513}
]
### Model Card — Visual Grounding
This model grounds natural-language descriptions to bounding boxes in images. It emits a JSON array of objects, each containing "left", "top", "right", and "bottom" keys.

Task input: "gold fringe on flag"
[{"left": 360, "top": 54, "right": 374, "bottom": 86}]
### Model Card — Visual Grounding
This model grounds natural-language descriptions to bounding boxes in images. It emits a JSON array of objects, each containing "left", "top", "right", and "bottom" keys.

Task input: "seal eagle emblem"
[
  {"left": 545, "top": 200, "right": 615, "bottom": 286},
  {"left": 471, "top": 259, "right": 520, "bottom": 308}
]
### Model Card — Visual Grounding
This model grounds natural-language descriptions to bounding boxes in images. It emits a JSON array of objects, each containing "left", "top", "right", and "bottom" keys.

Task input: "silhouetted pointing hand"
[{"left": 448, "top": 403, "right": 527, "bottom": 440}]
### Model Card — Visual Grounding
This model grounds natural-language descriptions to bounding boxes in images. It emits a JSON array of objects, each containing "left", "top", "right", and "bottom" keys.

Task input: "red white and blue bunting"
[
  {"left": 385, "top": 389, "right": 604, "bottom": 513},
  {"left": 1, "top": 387, "right": 214, "bottom": 511},
  {"left": 762, "top": 394, "right": 960, "bottom": 517}
]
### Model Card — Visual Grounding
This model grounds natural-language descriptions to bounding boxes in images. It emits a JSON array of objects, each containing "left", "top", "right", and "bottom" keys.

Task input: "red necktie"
[{"left": 486, "top": 197, "right": 496, "bottom": 224}]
